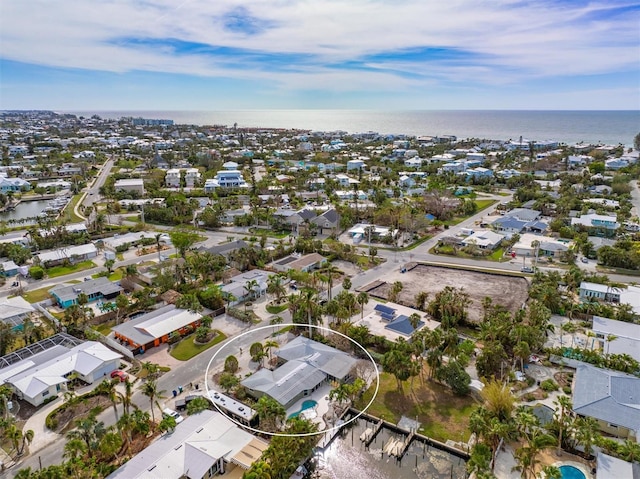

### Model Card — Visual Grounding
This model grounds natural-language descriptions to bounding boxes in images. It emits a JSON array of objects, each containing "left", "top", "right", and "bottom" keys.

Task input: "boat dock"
[{"left": 363, "top": 419, "right": 383, "bottom": 447}]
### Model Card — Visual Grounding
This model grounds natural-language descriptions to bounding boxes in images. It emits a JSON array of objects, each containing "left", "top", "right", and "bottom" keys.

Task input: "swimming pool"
[
  {"left": 288, "top": 399, "right": 318, "bottom": 419},
  {"left": 559, "top": 465, "right": 587, "bottom": 479}
]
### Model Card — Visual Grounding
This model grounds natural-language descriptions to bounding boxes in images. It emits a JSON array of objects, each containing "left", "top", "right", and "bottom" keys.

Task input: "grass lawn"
[
  {"left": 46, "top": 260, "right": 96, "bottom": 278},
  {"left": 170, "top": 330, "right": 227, "bottom": 361},
  {"left": 266, "top": 303, "right": 288, "bottom": 314},
  {"left": 94, "top": 320, "right": 115, "bottom": 336},
  {"left": 60, "top": 194, "right": 85, "bottom": 223},
  {"left": 23, "top": 286, "right": 54, "bottom": 303},
  {"left": 356, "top": 370, "right": 477, "bottom": 443},
  {"left": 474, "top": 199, "right": 497, "bottom": 211},
  {"left": 248, "top": 228, "right": 290, "bottom": 239},
  {"left": 92, "top": 268, "right": 124, "bottom": 281},
  {"left": 488, "top": 248, "right": 506, "bottom": 262}
]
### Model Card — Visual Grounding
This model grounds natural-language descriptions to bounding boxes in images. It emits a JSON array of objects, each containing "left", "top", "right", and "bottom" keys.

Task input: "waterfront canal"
[{"left": 316, "top": 416, "right": 468, "bottom": 479}]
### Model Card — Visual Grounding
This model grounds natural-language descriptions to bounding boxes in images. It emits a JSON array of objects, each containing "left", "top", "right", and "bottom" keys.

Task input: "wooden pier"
[{"left": 363, "top": 419, "right": 384, "bottom": 447}]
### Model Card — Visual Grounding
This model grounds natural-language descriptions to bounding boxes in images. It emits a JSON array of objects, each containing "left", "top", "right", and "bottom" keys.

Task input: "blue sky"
[{"left": 1, "top": 0, "right": 639, "bottom": 110}]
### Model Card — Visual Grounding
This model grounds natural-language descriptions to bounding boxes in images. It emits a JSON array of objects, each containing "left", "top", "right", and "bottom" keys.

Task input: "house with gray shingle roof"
[
  {"left": 241, "top": 336, "right": 357, "bottom": 408},
  {"left": 573, "top": 364, "right": 640, "bottom": 440}
]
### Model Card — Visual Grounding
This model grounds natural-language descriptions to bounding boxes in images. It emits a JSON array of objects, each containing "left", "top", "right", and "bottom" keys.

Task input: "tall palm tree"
[
  {"left": 263, "top": 340, "right": 279, "bottom": 364},
  {"left": 356, "top": 291, "right": 369, "bottom": 319},
  {"left": 320, "top": 263, "right": 341, "bottom": 301},
  {"left": 140, "top": 379, "right": 166, "bottom": 424}
]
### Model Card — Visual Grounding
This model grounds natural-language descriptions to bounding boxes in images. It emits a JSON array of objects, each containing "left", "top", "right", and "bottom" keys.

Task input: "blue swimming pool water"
[
  {"left": 559, "top": 465, "right": 586, "bottom": 479},
  {"left": 288, "top": 399, "right": 318, "bottom": 419}
]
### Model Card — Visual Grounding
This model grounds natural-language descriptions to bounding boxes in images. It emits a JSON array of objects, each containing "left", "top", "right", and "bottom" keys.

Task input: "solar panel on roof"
[{"left": 374, "top": 304, "right": 396, "bottom": 315}]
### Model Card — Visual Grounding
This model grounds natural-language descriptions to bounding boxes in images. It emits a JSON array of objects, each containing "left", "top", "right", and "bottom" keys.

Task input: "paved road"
[{"left": 82, "top": 157, "right": 115, "bottom": 210}]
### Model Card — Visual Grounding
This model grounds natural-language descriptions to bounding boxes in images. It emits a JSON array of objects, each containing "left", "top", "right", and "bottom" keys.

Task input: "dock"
[
  {"left": 363, "top": 419, "right": 383, "bottom": 447},
  {"left": 392, "top": 431, "right": 415, "bottom": 458}
]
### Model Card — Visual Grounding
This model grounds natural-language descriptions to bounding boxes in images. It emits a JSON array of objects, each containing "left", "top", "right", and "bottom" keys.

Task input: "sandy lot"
[{"left": 365, "top": 264, "right": 529, "bottom": 322}]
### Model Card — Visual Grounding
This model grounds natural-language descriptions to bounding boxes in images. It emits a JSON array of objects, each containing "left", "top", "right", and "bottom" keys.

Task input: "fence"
[
  {"left": 87, "top": 327, "right": 134, "bottom": 359},
  {"left": 34, "top": 301, "right": 61, "bottom": 330}
]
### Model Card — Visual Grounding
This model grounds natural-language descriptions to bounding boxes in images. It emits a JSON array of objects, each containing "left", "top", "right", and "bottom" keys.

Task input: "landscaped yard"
[
  {"left": 92, "top": 268, "right": 124, "bottom": 281},
  {"left": 248, "top": 228, "right": 290, "bottom": 239},
  {"left": 170, "top": 330, "right": 227, "bottom": 361},
  {"left": 22, "top": 286, "right": 54, "bottom": 303},
  {"left": 444, "top": 199, "right": 497, "bottom": 226},
  {"left": 46, "top": 260, "right": 96, "bottom": 278},
  {"left": 355, "top": 370, "right": 477, "bottom": 442},
  {"left": 266, "top": 303, "right": 288, "bottom": 314}
]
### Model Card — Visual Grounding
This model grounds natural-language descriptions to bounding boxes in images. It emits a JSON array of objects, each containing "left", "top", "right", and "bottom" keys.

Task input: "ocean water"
[{"left": 69, "top": 110, "right": 639, "bottom": 146}]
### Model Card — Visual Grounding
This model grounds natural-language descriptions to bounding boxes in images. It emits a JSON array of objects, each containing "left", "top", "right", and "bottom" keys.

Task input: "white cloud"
[{"left": 1, "top": 0, "right": 638, "bottom": 92}]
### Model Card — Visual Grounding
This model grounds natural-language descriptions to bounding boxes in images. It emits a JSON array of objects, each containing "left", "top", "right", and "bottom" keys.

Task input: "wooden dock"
[
  {"left": 363, "top": 419, "right": 384, "bottom": 447},
  {"left": 393, "top": 431, "right": 415, "bottom": 458}
]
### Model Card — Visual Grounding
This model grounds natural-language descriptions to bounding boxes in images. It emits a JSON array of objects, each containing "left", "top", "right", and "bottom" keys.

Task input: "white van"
[{"left": 162, "top": 408, "right": 184, "bottom": 424}]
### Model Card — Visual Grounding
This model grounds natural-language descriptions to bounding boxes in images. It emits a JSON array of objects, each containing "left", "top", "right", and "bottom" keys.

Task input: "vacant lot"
[{"left": 367, "top": 264, "right": 529, "bottom": 322}]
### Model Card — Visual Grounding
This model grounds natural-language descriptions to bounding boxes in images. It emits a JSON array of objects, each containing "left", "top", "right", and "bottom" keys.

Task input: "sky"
[{"left": 1, "top": 0, "right": 639, "bottom": 110}]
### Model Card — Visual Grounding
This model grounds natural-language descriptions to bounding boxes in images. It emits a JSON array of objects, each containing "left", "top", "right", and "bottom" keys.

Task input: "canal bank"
[{"left": 315, "top": 409, "right": 469, "bottom": 479}]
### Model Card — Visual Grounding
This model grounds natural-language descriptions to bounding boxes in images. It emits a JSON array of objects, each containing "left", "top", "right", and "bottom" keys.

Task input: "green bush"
[
  {"left": 563, "top": 386, "right": 572, "bottom": 395},
  {"left": 29, "top": 266, "right": 45, "bottom": 280},
  {"left": 540, "top": 379, "right": 558, "bottom": 392}
]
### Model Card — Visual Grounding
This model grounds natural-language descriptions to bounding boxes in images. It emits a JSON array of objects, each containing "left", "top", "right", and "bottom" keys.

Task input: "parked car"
[
  {"left": 520, "top": 267, "right": 534, "bottom": 273},
  {"left": 581, "top": 257, "right": 589, "bottom": 264},
  {"left": 110, "top": 370, "right": 128, "bottom": 382},
  {"left": 162, "top": 408, "right": 184, "bottom": 424}
]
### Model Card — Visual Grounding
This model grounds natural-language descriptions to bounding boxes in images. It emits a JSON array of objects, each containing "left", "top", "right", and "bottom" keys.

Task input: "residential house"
[
  {"left": 36, "top": 243, "right": 98, "bottom": 267},
  {"left": 573, "top": 364, "right": 640, "bottom": 441},
  {"left": 272, "top": 253, "right": 327, "bottom": 273},
  {"left": 241, "top": 336, "right": 357, "bottom": 409},
  {"left": 0, "top": 260, "right": 20, "bottom": 277},
  {"left": 112, "top": 304, "right": 203, "bottom": 354},
  {"left": 221, "top": 270, "right": 272, "bottom": 305},
  {"left": 200, "top": 239, "right": 249, "bottom": 259},
  {"left": 0, "top": 296, "right": 35, "bottom": 330},
  {"left": 398, "top": 175, "right": 416, "bottom": 188},
  {"left": 0, "top": 176, "right": 30, "bottom": 192},
  {"left": 596, "top": 451, "right": 640, "bottom": 479},
  {"left": 605, "top": 158, "right": 630, "bottom": 170},
  {"left": 461, "top": 231, "right": 504, "bottom": 250},
  {"left": 107, "top": 410, "right": 267, "bottom": 479},
  {"left": 49, "top": 277, "right": 123, "bottom": 309},
  {"left": 579, "top": 282, "right": 640, "bottom": 315},
  {"left": 346, "top": 159, "right": 365, "bottom": 171},
  {"left": 165, "top": 168, "right": 181, "bottom": 188},
  {"left": 572, "top": 213, "right": 620, "bottom": 236},
  {"left": 272, "top": 208, "right": 316, "bottom": 231},
  {"left": 464, "top": 167, "right": 493, "bottom": 180},
  {"left": 512, "top": 233, "right": 572, "bottom": 259},
  {"left": 310, "top": 209, "right": 340, "bottom": 235},
  {"left": 204, "top": 170, "right": 248, "bottom": 191},
  {"left": 114, "top": 178, "right": 145, "bottom": 195},
  {"left": 348, "top": 224, "right": 397, "bottom": 243},
  {"left": 591, "top": 316, "right": 640, "bottom": 361},
  {"left": 404, "top": 157, "right": 423, "bottom": 169},
  {"left": 0, "top": 341, "right": 121, "bottom": 407},
  {"left": 184, "top": 168, "right": 201, "bottom": 187}
]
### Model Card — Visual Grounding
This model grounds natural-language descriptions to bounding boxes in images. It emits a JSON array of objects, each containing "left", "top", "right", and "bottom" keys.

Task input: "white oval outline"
[{"left": 204, "top": 323, "right": 380, "bottom": 437}]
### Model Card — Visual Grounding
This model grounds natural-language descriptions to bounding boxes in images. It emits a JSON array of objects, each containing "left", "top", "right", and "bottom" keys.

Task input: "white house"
[
  {"left": 0, "top": 341, "right": 121, "bottom": 407},
  {"left": 36, "top": 243, "right": 98, "bottom": 267},
  {"left": 591, "top": 316, "right": 640, "bottom": 361},
  {"left": 165, "top": 168, "right": 181, "bottom": 188},
  {"left": 114, "top": 178, "right": 145, "bottom": 195},
  {"left": 107, "top": 410, "right": 267, "bottom": 479},
  {"left": 461, "top": 231, "right": 504, "bottom": 250},
  {"left": 580, "top": 282, "right": 640, "bottom": 315},
  {"left": 184, "top": 168, "right": 201, "bottom": 187},
  {"left": 204, "top": 170, "right": 248, "bottom": 191},
  {"left": 346, "top": 159, "right": 365, "bottom": 171}
]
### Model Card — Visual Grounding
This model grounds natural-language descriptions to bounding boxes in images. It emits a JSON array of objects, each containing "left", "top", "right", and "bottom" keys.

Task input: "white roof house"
[
  {"left": 461, "top": 231, "right": 504, "bottom": 250},
  {"left": 107, "top": 410, "right": 267, "bottom": 479},
  {"left": 580, "top": 282, "right": 640, "bottom": 315},
  {"left": 592, "top": 316, "right": 640, "bottom": 361},
  {"left": 36, "top": 243, "right": 97, "bottom": 265},
  {"left": 0, "top": 341, "right": 121, "bottom": 406}
]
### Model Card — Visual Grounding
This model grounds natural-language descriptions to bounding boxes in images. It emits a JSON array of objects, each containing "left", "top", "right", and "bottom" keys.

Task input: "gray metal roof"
[
  {"left": 573, "top": 364, "right": 640, "bottom": 432},
  {"left": 241, "top": 337, "right": 357, "bottom": 406},
  {"left": 202, "top": 240, "right": 249, "bottom": 257},
  {"left": 49, "top": 277, "right": 122, "bottom": 303}
]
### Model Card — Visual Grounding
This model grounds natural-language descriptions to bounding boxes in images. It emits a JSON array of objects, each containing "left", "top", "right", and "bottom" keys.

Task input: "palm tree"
[
  {"left": 186, "top": 396, "right": 211, "bottom": 415},
  {"left": 605, "top": 334, "right": 618, "bottom": 355},
  {"left": 266, "top": 275, "right": 286, "bottom": 303},
  {"left": 99, "top": 379, "right": 121, "bottom": 423},
  {"left": 553, "top": 395, "right": 572, "bottom": 454},
  {"left": 414, "top": 291, "right": 429, "bottom": 311},
  {"left": 321, "top": 263, "right": 341, "bottom": 301},
  {"left": 356, "top": 291, "right": 369, "bottom": 319},
  {"left": 408, "top": 313, "right": 421, "bottom": 331},
  {"left": 263, "top": 340, "right": 279, "bottom": 364},
  {"left": 140, "top": 379, "right": 166, "bottom": 423},
  {"left": 254, "top": 396, "right": 286, "bottom": 432}
]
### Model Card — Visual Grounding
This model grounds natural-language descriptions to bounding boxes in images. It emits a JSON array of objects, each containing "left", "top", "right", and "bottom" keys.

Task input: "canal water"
[
  {"left": 316, "top": 417, "right": 467, "bottom": 479},
  {"left": 0, "top": 200, "right": 52, "bottom": 225}
]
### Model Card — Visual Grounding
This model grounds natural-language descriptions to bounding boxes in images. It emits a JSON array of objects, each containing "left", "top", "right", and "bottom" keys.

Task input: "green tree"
[
  {"left": 159, "top": 415, "right": 177, "bottom": 434},
  {"left": 139, "top": 379, "right": 165, "bottom": 423},
  {"left": 254, "top": 395, "right": 286, "bottom": 432},
  {"left": 168, "top": 229, "right": 200, "bottom": 259},
  {"left": 186, "top": 396, "right": 211, "bottom": 415},
  {"left": 219, "top": 372, "right": 240, "bottom": 393},
  {"left": 224, "top": 355, "right": 239, "bottom": 374}
]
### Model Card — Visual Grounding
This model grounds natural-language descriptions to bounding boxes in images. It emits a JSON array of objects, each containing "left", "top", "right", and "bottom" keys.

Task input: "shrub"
[
  {"left": 523, "top": 393, "right": 536, "bottom": 402},
  {"left": 540, "top": 379, "right": 558, "bottom": 392},
  {"left": 563, "top": 386, "right": 572, "bottom": 395},
  {"left": 29, "top": 266, "right": 45, "bottom": 280}
]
